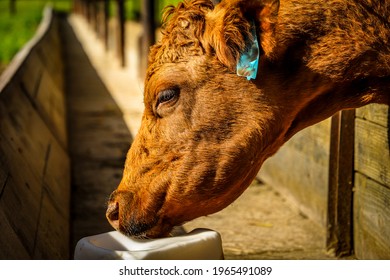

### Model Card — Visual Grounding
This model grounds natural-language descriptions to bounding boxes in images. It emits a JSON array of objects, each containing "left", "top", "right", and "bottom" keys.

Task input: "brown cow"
[{"left": 106, "top": 0, "right": 390, "bottom": 238}]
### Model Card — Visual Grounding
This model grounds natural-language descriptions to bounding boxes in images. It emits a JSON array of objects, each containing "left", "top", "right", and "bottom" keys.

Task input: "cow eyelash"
[{"left": 156, "top": 88, "right": 179, "bottom": 108}]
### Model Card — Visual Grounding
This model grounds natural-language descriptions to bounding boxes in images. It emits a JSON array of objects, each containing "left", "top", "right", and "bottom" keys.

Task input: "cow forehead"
[
  {"left": 146, "top": 1, "right": 214, "bottom": 79},
  {"left": 161, "top": 0, "right": 213, "bottom": 40}
]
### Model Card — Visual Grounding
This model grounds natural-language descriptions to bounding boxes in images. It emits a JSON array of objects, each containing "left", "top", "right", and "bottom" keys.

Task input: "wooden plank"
[
  {"left": 35, "top": 17, "right": 63, "bottom": 87},
  {"left": 0, "top": 6, "right": 69, "bottom": 260},
  {"left": 354, "top": 173, "right": 390, "bottom": 259},
  {"left": 0, "top": 207, "right": 30, "bottom": 259},
  {"left": 258, "top": 118, "right": 331, "bottom": 226},
  {"left": 103, "top": 0, "right": 109, "bottom": 50},
  {"left": 354, "top": 104, "right": 390, "bottom": 259},
  {"left": 356, "top": 104, "right": 389, "bottom": 127},
  {"left": 0, "top": 85, "right": 44, "bottom": 255},
  {"left": 0, "top": 83, "right": 66, "bottom": 257},
  {"left": 35, "top": 68, "right": 67, "bottom": 148},
  {"left": 116, "top": 0, "right": 126, "bottom": 67},
  {"left": 43, "top": 139, "right": 70, "bottom": 218},
  {"left": 33, "top": 114, "right": 70, "bottom": 259},
  {"left": 140, "top": 0, "right": 155, "bottom": 76},
  {"left": 0, "top": 158, "right": 7, "bottom": 198},
  {"left": 20, "top": 52, "right": 44, "bottom": 99},
  {"left": 33, "top": 190, "right": 70, "bottom": 259},
  {"left": 279, "top": 118, "right": 331, "bottom": 166},
  {"left": 0, "top": 168, "right": 41, "bottom": 257},
  {"left": 326, "top": 110, "right": 355, "bottom": 257},
  {"left": 0, "top": 84, "right": 49, "bottom": 177},
  {"left": 355, "top": 118, "right": 390, "bottom": 186}
]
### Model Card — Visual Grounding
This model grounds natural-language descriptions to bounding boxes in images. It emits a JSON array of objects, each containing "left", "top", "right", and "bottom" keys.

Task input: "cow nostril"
[{"left": 106, "top": 201, "right": 119, "bottom": 229}]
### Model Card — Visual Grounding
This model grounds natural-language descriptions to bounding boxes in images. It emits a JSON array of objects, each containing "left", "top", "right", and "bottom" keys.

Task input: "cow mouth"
[
  {"left": 118, "top": 219, "right": 174, "bottom": 239},
  {"left": 106, "top": 199, "right": 174, "bottom": 238}
]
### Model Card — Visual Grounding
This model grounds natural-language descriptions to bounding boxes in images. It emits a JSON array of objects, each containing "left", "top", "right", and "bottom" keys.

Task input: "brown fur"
[{"left": 106, "top": 0, "right": 390, "bottom": 238}]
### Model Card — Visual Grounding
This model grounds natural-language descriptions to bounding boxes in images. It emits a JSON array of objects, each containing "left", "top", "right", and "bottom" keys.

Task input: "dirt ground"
[{"left": 67, "top": 14, "right": 337, "bottom": 260}]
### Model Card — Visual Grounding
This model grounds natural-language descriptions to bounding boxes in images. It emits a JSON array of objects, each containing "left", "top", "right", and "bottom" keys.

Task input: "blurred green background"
[{"left": 0, "top": 0, "right": 181, "bottom": 72}]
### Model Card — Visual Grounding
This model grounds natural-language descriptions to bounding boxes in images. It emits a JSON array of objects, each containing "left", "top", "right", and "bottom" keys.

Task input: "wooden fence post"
[
  {"left": 116, "top": 0, "right": 126, "bottom": 67},
  {"left": 327, "top": 109, "right": 355, "bottom": 257},
  {"left": 103, "top": 0, "right": 109, "bottom": 50},
  {"left": 140, "top": 0, "right": 156, "bottom": 78}
]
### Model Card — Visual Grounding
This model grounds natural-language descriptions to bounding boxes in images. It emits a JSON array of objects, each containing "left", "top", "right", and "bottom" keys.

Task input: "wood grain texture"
[
  {"left": 356, "top": 103, "right": 389, "bottom": 127},
  {"left": 0, "top": 207, "right": 30, "bottom": 259},
  {"left": 0, "top": 9, "right": 70, "bottom": 259},
  {"left": 20, "top": 52, "right": 44, "bottom": 99},
  {"left": 0, "top": 84, "right": 51, "bottom": 178},
  {"left": 35, "top": 68, "right": 67, "bottom": 147},
  {"left": 354, "top": 173, "right": 390, "bottom": 259},
  {"left": 0, "top": 168, "right": 41, "bottom": 257},
  {"left": 355, "top": 118, "right": 390, "bottom": 187},
  {"left": 353, "top": 103, "right": 390, "bottom": 259},
  {"left": 326, "top": 110, "right": 355, "bottom": 256},
  {"left": 258, "top": 118, "right": 331, "bottom": 226},
  {"left": 33, "top": 190, "right": 70, "bottom": 259}
]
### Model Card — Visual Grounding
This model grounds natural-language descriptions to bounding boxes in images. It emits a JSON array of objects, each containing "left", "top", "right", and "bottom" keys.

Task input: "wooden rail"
[
  {"left": 327, "top": 110, "right": 355, "bottom": 256},
  {"left": 73, "top": 0, "right": 157, "bottom": 77},
  {"left": 0, "top": 7, "right": 70, "bottom": 259},
  {"left": 73, "top": 0, "right": 126, "bottom": 67},
  {"left": 259, "top": 104, "right": 390, "bottom": 259}
]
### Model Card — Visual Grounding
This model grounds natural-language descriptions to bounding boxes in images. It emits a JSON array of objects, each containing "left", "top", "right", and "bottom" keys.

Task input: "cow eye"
[
  {"left": 155, "top": 88, "right": 180, "bottom": 117},
  {"left": 157, "top": 89, "right": 179, "bottom": 106}
]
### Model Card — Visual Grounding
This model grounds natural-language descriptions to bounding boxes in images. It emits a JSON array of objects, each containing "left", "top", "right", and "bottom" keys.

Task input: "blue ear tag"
[{"left": 236, "top": 24, "right": 260, "bottom": 80}]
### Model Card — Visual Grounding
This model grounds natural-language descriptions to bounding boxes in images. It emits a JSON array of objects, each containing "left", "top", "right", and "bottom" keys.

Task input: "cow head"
[{"left": 106, "top": 0, "right": 387, "bottom": 238}]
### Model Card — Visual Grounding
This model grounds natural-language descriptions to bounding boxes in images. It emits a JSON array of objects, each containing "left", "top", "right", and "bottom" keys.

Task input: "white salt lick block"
[{"left": 74, "top": 228, "right": 224, "bottom": 260}]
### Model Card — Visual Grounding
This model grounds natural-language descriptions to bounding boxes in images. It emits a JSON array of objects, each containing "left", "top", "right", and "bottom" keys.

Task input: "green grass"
[
  {"left": 157, "top": 0, "right": 181, "bottom": 23},
  {"left": 109, "top": 0, "right": 182, "bottom": 23},
  {"left": 0, "top": 0, "right": 181, "bottom": 72},
  {"left": 0, "top": 0, "right": 71, "bottom": 71},
  {"left": 51, "top": 0, "right": 72, "bottom": 12},
  {"left": 0, "top": 1, "right": 45, "bottom": 66}
]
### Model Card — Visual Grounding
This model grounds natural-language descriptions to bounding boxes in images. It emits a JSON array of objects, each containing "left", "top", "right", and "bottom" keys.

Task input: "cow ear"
[{"left": 204, "top": 0, "right": 279, "bottom": 71}]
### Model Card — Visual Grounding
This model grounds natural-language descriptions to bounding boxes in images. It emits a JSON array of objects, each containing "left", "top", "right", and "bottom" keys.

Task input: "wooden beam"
[
  {"left": 103, "top": 0, "right": 109, "bottom": 50},
  {"left": 327, "top": 109, "right": 355, "bottom": 257},
  {"left": 116, "top": 0, "right": 126, "bottom": 67},
  {"left": 140, "top": 0, "right": 156, "bottom": 78}
]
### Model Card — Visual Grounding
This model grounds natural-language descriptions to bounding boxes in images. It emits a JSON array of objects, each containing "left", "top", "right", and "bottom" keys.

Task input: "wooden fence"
[
  {"left": 1, "top": 1, "right": 388, "bottom": 260},
  {"left": 73, "top": 0, "right": 157, "bottom": 77},
  {"left": 0, "top": 7, "right": 70, "bottom": 259},
  {"left": 74, "top": 0, "right": 390, "bottom": 260},
  {"left": 354, "top": 104, "right": 390, "bottom": 259},
  {"left": 258, "top": 104, "right": 390, "bottom": 259}
]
